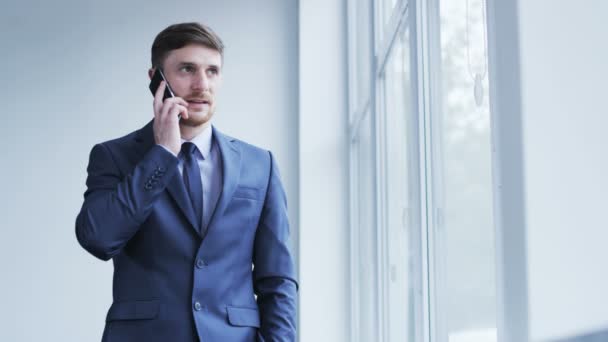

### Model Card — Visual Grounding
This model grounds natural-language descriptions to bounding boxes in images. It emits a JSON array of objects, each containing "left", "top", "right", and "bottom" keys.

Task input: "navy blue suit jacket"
[{"left": 76, "top": 120, "right": 297, "bottom": 341}]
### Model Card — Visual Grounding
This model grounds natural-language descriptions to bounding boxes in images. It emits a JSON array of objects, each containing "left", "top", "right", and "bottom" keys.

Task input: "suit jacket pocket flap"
[
  {"left": 226, "top": 306, "right": 260, "bottom": 327},
  {"left": 106, "top": 299, "right": 160, "bottom": 322},
  {"left": 233, "top": 186, "right": 262, "bottom": 200}
]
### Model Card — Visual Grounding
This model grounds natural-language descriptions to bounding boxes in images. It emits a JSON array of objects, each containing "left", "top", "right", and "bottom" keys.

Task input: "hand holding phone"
[{"left": 150, "top": 68, "right": 189, "bottom": 156}]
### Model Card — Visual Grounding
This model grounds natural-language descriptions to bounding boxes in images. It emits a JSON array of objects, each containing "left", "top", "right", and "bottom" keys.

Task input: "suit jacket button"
[
  {"left": 196, "top": 259, "right": 206, "bottom": 269},
  {"left": 193, "top": 301, "right": 202, "bottom": 311}
]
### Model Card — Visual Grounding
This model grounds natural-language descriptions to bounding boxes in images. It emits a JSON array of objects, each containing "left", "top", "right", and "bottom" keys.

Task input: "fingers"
[
  {"left": 162, "top": 98, "right": 189, "bottom": 120},
  {"left": 153, "top": 82, "right": 190, "bottom": 120},
  {"left": 166, "top": 97, "right": 189, "bottom": 109},
  {"left": 169, "top": 103, "right": 188, "bottom": 120},
  {"left": 153, "top": 81, "right": 166, "bottom": 115},
  {"left": 160, "top": 100, "right": 188, "bottom": 122}
]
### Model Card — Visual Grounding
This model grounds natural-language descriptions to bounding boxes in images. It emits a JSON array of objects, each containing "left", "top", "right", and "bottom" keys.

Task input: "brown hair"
[{"left": 151, "top": 22, "right": 224, "bottom": 68}]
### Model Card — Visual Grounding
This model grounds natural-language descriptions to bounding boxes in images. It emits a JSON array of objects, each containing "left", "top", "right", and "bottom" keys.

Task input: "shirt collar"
[{"left": 181, "top": 124, "right": 213, "bottom": 160}]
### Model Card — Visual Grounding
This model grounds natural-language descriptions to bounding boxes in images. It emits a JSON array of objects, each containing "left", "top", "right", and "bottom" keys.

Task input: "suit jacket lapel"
[
  {"left": 134, "top": 120, "right": 201, "bottom": 237},
  {"left": 203, "top": 126, "right": 241, "bottom": 240}
]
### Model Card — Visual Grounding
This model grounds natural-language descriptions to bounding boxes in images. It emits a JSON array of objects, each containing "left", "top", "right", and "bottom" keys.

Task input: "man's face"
[{"left": 155, "top": 44, "right": 223, "bottom": 127}]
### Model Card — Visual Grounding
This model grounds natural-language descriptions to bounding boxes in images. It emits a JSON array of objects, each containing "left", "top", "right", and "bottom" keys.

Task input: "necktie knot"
[{"left": 181, "top": 142, "right": 198, "bottom": 160}]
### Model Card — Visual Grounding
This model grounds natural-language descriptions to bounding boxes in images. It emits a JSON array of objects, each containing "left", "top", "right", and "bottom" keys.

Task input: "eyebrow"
[{"left": 177, "top": 62, "right": 220, "bottom": 70}]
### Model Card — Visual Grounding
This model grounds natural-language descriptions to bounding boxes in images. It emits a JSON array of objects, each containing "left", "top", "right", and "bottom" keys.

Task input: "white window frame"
[{"left": 348, "top": 0, "right": 432, "bottom": 341}]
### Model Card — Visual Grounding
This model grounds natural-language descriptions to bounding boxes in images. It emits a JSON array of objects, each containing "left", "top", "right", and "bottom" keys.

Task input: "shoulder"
[
  {"left": 100, "top": 129, "right": 140, "bottom": 149},
  {"left": 88, "top": 121, "right": 152, "bottom": 169},
  {"left": 213, "top": 127, "right": 271, "bottom": 160},
  {"left": 94, "top": 129, "right": 141, "bottom": 161}
]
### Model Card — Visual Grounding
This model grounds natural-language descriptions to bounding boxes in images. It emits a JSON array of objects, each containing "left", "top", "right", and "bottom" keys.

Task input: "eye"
[
  {"left": 180, "top": 65, "right": 195, "bottom": 73},
  {"left": 207, "top": 68, "right": 219, "bottom": 76}
]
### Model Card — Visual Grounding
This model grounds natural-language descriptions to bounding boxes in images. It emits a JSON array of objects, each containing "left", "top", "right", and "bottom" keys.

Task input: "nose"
[{"left": 191, "top": 71, "right": 209, "bottom": 92}]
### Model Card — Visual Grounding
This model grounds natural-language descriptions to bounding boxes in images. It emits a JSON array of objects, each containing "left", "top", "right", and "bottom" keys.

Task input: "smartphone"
[
  {"left": 149, "top": 68, "right": 181, "bottom": 119},
  {"left": 149, "top": 68, "right": 175, "bottom": 100}
]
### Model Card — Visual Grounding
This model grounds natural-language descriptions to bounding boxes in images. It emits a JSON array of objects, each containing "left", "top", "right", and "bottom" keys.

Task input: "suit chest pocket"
[
  {"left": 232, "top": 185, "right": 263, "bottom": 201},
  {"left": 224, "top": 191, "right": 264, "bottom": 230}
]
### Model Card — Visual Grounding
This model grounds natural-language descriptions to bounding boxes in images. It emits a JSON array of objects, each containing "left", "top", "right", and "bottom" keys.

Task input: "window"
[
  {"left": 431, "top": 0, "right": 496, "bottom": 340},
  {"left": 381, "top": 26, "right": 423, "bottom": 342},
  {"left": 347, "top": 0, "right": 496, "bottom": 341},
  {"left": 351, "top": 109, "right": 379, "bottom": 342}
]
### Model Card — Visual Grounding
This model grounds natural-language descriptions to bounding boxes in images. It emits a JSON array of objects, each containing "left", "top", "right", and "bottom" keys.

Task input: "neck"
[{"left": 180, "top": 121, "right": 211, "bottom": 141}]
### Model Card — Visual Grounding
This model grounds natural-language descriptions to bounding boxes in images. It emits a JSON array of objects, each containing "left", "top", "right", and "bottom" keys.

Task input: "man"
[{"left": 75, "top": 22, "right": 297, "bottom": 342}]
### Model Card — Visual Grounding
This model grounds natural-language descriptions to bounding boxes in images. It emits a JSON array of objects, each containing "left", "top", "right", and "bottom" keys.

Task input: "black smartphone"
[
  {"left": 149, "top": 68, "right": 175, "bottom": 101},
  {"left": 149, "top": 68, "right": 181, "bottom": 119}
]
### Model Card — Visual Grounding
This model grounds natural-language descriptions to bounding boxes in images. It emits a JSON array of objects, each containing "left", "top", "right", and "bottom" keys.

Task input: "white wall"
[
  {"left": 0, "top": 0, "right": 298, "bottom": 341},
  {"left": 490, "top": 1, "right": 608, "bottom": 341},
  {"left": 518, "top": 2, "right": 608, "bottom": 340},
  {"left": 298, "top": 0, "right": 351, "bottom": 341}
]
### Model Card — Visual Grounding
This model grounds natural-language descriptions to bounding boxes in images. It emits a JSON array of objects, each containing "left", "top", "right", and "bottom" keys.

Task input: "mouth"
[
  {"left": 188, "top": 99, "right": 210, "bottom": 104},
  {"left": 187, "top": 99, "right": 211, "bottom": 109}
]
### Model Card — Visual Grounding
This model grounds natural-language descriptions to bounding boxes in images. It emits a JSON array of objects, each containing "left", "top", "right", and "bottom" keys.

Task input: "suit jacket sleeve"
[
  {"left": 253, "top": 151, "right": 298, "bottom": 342},
  {"left": 75, "top": 143, "right": 179, "bottom": 261}
]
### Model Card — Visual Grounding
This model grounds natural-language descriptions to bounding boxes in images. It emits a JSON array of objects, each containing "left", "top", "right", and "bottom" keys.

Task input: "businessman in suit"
[{"left": 75, "top": 22, "right": 298, "bottom": 341}]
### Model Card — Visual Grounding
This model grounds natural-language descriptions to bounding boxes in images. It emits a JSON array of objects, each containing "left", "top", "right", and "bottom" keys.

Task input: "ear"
[{"left": 148, "top": 68, "right": 154, "bottom": 80}]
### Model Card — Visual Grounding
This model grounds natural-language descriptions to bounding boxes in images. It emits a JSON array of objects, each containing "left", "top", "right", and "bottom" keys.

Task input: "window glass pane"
[
  {"left": 357, "top": 110, "right": 379, "bottom": 341},
  {"left": 435, "top": 0, "right": 497, "bottom": 340},
  {"left": 379, "top": 0, "right": 399, "bottom": 33},
  {"left": 355, "top": 0, "right": 372, "bottom": 112},
  {"left": 383, "top": 27, "right": 422, "bottom": 342}
]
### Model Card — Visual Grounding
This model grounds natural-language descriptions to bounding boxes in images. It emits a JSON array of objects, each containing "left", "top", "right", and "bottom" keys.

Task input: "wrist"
[{"left": 157, "top": 144, "right": 178, "bottom": 157}]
